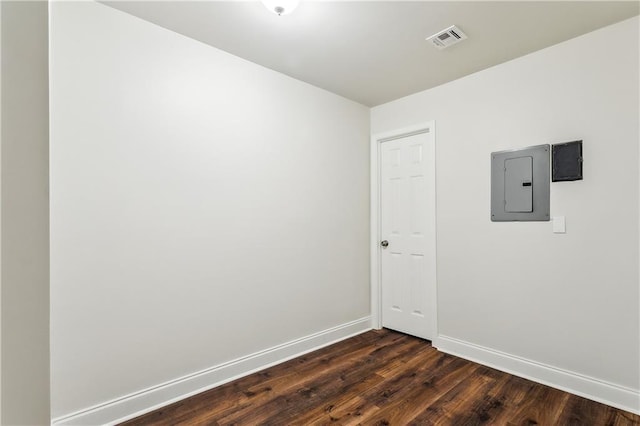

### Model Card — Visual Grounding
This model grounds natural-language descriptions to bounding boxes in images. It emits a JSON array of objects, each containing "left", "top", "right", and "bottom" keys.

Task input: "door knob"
[{"left": 381, "top": 240, "right": 389, "bottom": 248}]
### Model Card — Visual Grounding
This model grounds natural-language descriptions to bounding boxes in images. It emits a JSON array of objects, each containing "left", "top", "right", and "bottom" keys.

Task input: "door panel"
[{"left": 380, "top": 131, "right": 435, "bottom": 340}]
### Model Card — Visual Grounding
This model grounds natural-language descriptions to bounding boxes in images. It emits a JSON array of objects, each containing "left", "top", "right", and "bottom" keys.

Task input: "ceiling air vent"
[{"left": 426, "top": 25, "right": 468, "bottom": 50}]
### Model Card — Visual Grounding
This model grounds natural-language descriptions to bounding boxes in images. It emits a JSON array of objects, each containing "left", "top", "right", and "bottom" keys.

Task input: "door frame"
[{"left": 370, "top": 121, "right": 438, "bottom": 339}]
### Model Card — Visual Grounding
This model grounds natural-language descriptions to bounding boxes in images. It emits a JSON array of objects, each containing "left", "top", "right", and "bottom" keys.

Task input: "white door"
[{"left": 380, "top": 130, "right": 436, "bottom": 340}]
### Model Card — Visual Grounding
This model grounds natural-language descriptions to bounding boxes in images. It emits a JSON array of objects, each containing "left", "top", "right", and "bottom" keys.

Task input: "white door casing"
[{"left": 371, "top": 123, "right": 437, "bottom": 341}]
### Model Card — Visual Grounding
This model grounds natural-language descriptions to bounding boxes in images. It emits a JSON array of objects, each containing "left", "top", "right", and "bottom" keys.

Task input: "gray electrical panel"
[{"left": 491, "top": 144, "right": 550, "bottom": 221}]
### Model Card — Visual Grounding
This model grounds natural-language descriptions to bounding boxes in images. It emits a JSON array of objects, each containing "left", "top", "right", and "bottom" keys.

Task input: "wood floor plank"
[
  {"left": 289, "top": 377, "right": 383, "bottom": 425},
  {"left": 503, "top": 382, "right": 570, "bottom": 425},
  {"left": 406, "top": 362, "right": 493, "bottom": 425},
  {"left": 556, "top": 393, "right": 640, "bottom": 426},
  {"left": 120, "top": 329, "right": 640, "bottom": 426},
  {"left": 457, "top": 369, "right": 526, "bottom": 424},
  {"left": 310, "top": 346, "right": 445, "bottom": 424},
  {"left": 224, "top": 335, "right": 428, "bottom": 425},
  {"left": 357, "top": 355, "right": 475, "bottom": 425}
]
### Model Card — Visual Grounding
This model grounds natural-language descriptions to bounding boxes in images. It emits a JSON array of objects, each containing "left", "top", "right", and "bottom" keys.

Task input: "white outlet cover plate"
[{"left": 553, "top": 216, "right": 566, "bottom": 233}]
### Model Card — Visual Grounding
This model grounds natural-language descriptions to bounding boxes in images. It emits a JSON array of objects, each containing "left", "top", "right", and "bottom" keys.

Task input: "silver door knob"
[{"left": 381, "top": 240, "right": 389, "bottom": 248}]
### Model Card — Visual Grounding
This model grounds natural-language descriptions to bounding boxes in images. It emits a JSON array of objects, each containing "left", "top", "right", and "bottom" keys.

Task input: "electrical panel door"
[{"left": 504, "top": 156, "right": 533, "bottom": 213}]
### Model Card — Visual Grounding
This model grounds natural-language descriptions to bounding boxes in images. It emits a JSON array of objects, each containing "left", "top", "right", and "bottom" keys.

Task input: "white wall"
[
  {"left": 50, "top": 1, "right": 370, "bottom": 422},
  {"left": 372, "top": 16, "right": 639, "bottom": 412},
  {"left": 1, "top": 1, "right": 50, "bottom": 424}
]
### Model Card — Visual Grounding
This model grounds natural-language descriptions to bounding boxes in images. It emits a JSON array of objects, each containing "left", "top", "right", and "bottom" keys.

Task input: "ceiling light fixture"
[{"left": 261, "top": 0, "right": 300, "bottom": 16}]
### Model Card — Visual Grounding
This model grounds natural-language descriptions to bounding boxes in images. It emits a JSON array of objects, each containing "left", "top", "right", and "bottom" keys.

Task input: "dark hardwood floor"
[{"left": 121, "top": 329, "right": 640, "bottom": 425}]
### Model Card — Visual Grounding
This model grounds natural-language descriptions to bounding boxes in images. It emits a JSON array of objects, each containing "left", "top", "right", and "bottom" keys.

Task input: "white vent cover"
[{"left": 426, "top": 25, "right": 468, "bottom": 50}]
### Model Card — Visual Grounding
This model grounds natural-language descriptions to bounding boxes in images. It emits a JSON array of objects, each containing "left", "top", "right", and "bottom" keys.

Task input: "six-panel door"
[{"left": 380, "top": 131, "right": 436, "bottom": 340}]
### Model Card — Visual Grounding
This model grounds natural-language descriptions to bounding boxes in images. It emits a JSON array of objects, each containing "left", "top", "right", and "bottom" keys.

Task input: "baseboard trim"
[
  {"left": 52, "top": 317, "right": 372, "bottom": 425},
  {"left": 434, "top": 334, "right": 640, "bottom": 415}
]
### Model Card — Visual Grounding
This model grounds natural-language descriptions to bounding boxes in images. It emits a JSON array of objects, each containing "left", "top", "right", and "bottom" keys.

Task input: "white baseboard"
[
  {"left": 52, "top": 317, "right": 372, "bottom": 426},
  {"left": 434, "top": 334, "right": 640, "bottom": 415}
]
